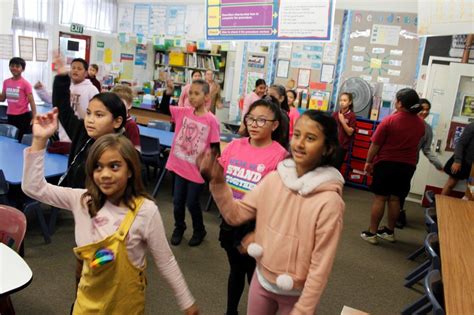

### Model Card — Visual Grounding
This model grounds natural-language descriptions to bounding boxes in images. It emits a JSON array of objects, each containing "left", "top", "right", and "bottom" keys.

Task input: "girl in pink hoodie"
[{"left": 199, "top": 110, "right": 345, "bottom": 315}]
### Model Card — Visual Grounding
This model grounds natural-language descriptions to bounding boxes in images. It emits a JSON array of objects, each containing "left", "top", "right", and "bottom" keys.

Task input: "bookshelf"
[{"left": 154, "top": 49, "right": 227, "bottom": 90}]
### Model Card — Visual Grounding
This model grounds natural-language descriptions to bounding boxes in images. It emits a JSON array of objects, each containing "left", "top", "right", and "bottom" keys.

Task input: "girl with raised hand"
[
  {"left": 199, "top": 110, "right": 345, "bottom": 315},
  {"left": 22, "top": 115, "right": 199, "bottom": 315},
  {"left": 219, "top": 98, "right": 287, "bottom": 315}
]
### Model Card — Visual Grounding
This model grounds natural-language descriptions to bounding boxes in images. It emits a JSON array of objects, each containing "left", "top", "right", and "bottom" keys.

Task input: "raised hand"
[
  {"left": 53, "top": 51, "right": 67, "bottom": 75},
  {"left": 31, "top": 108, "right": 59, "bottom": 151},
  {"left": 196, "top": 150, "right": 225, "bottom": 184}
]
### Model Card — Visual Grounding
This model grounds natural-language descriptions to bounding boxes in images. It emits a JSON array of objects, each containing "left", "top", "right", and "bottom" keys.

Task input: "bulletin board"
[
  {"left": 341, "top": 10, "right": 419, "bottom": 87},
  {"left": 273, "top": 10, "right": 344, "bottom": 97}
]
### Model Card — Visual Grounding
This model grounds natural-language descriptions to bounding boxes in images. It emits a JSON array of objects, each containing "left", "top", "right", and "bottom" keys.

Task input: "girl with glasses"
[{"left": 218, "top": 98, "right": 287, "bottom": 315}]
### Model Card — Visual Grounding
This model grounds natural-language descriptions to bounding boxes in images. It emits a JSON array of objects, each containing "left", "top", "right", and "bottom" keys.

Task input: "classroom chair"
[
  {"left": 406, "top": 207, "right": 438, "bottom": 261},
  {"left": 0, "top": 170, "right": 9, "bottom": 205},
  {"left": 405, "top": 232, "right": 440, "bottom": 288},
  {"left": 0, "top": 204, "right": 27, "bottom": 315},
  {"left": 140, "top": 134, "right": 164, "bottom": 179},
  {"left": 402, "top": 268, "right": 445, "bottom": 315},
  {"left": 20, "top": 133, "right": 33, "bottom": 146},
  {"left": 0, "top": 123, "right": 19, "bottom": 140},
  {"left": 220, "top": 132, "right": 241, "bottom": 143},
  {"left": 0, "top": 106, "right": 7, "bottom": 123},
  {"left": 22, "top": 200, "right": 53, "bottom": 244},
  {"left": 148, "top": 120, "right": 172, "bottom": 131}
]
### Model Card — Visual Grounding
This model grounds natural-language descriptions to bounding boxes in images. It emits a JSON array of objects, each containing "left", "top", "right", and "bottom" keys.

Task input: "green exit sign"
[
  {"left": 97, "top": 41, "right": 105, "bottom": 48},
  {"left": 70, "top": 23, "right": 84, "bottom": 34}
]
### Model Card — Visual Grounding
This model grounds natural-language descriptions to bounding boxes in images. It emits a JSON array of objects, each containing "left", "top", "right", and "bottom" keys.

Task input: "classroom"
[{"left": 1, "top": 0, "right": 473, "bottom": 314}]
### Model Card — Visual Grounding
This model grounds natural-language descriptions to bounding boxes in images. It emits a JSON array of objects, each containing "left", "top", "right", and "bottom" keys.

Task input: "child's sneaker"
[
  {"left": 360, "top": 230, "right": 378, "bottom": 244},
  {"left": 376, "top": 226, "right": 395, "bottom": 242}
]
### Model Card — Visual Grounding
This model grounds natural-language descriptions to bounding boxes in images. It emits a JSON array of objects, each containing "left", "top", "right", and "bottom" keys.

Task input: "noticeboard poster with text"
[{"left": 206, "top": 0, "right": 335, "bottom": 41}]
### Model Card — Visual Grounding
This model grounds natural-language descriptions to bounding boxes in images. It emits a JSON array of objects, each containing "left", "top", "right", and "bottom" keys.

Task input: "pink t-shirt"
[
  {"left": 288, "top": 107, "right": 300, "bottom": 139},
  {"left": 2, "top": 77, "right": 32, "bottom": 115},
  {"left": 242, "top": 91, "right": 261, "bottom": 118},
  {"left": 166, "top": 106, "right": 221, "bottom": 183},
  {"left": 219, "top": 138, "right": 287, "bottom": 200},
  {"left": 178, "top": 84, "right": 211, "bottom": 110},
  {"left": 372, "top": 111, "right": 425, "bottom": 166}
]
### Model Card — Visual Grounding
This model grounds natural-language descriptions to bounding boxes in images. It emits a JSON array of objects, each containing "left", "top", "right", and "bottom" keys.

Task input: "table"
[
  {"left": 0, "top": 137, "right": 68, "bottom": 185},
  {"left": 435, "top": 195, "right": 474, "bottom": 314},
  {"left": 130, "top": 107, "right": 171, "bottom": 125},
  {"left": 0, "top": 243, "right": 33, "bottom": 296},
  {"left": 138, "top": 125, "right": 174, "bottom": 148}
]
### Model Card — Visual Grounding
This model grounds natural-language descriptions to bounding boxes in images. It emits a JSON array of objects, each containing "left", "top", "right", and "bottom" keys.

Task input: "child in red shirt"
[{"left": 332, "top": 92, "right": 356, "bottom": 169}]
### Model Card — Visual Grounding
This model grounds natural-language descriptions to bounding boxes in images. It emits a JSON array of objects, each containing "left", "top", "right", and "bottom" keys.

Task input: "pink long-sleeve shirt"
[{"left": 21, "top": 148, "right": 195, "bottom": 311}]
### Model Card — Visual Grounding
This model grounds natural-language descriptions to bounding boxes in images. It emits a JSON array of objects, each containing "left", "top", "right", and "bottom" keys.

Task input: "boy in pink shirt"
[
  {"left": 0, "top": 57, "right": 36, "bottom": 140},
  {"left": 166, "top": 79, "right": 221, "bottom": 247}
]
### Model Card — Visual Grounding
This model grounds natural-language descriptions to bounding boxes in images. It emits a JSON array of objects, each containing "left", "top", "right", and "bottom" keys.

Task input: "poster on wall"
[
  {"left": 0, "top": 35, "right": 13, "bottom": 60},
  {"left": 247, "top": 54, "right": 265, "bottom": 69},
  {"left": 117, "top": 4, "right": 134, "bottom": 34},
  {"left": 18, "top": 36, "right": 34, "bottom": 61},
  {"left": 460, "top": 95, "right": 474, "bottom": 118},
  {"left": 207, "top": 0, "right": 335, "bottom": 41},
  {"left": 276, "top": 59, "right": 290, "bottom": 78},
  {"left": 445, "top": 121, "right": 468, "bottom": 152},
  {"left": 246, "top": 71, "right": 265, "bottom": 96},
  {"left": 35, "top": 38, "right": 48, "bottom": 62},
  {"left": 135, "top": 44, "right": 147, "bottom": 67},
  {"left": 418, "top": 0, "right": 474, "bottom": 36}
]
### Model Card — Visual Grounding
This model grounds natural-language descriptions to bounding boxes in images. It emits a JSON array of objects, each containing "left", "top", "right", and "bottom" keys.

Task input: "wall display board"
[
  {"left": 119, "top": 3, "right": 187, "bottom": 38},
  {"left": 274, "top": 10, "right": 343, "bottom": 109},
  {"left": 207, "top": 0, "right": 335, "bottom": 41},
  {"left": 341, "top": 11, "right": 419, "bottom": 97},
  {"left": 418, "top": 0, "right": 474, "bottom": 36},
  {"left": 422, "top": 35, "right": 474, "bottom": 65}
]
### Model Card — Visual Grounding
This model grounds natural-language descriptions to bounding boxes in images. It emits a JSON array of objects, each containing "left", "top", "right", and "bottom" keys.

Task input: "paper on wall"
[
  {"left": 370, "top": 24, "right": 400, "bottom": 46},
  {"left": 278, "top": 42, "right": 293, "bottom": 59},
  {"left": 353, "top": 46, "right": 366, "bottom": 53},
  {"left": 18, "top": 36, "right": 34, "bottom": 61},
  {"left": 372, "top": 47, "right": 385, "bottom": 54},
  {"left": 390, "top": 49, "right": 403, "bottom": 56},
  {"left": 360, "top": 75, "right": 372, "bottom": 82},
  {"left": 352, "top": 55, "right": 364, "bottom": 62},
  {"left": 388, "top": 60, "right": 402, "bottom": 67},
  {"left": 388, "top": 69, "right": 401, "bottom": 76},
  {"left": 377, "top": 76, "right": 390, "bottom": 83},
  {"left": 35, "top": 38, "right": 49, "bottom": 62},
  {"left": 0, "top": 35, "right": 13, "bottom": 60},
  {"left": 320, "top": 64, "right": 334, "bottom": 83},
  {"left": 352, "top": 65, "right": 364, "bottom": 72}
]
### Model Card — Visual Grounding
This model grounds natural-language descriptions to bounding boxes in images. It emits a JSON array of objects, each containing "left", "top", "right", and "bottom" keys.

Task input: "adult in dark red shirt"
[
  {"left": 361, "top": 88, "right": 425, "bottom": 244},
  {"left": 332, "top": 92, "right": 356, "bottom": 169}
]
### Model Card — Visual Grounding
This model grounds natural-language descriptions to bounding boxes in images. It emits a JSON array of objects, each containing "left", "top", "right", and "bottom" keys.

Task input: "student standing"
[
  {"left": 219, "top": 98, "right": 287, "bottom": 315},
  {"left": 332, "top": 92, "right": 356, "bottom": 169},
  {"left": 166, "top": 79, "right": 221, "bottom": 247},
  {"left": 88, "top": 63, "right": 102, "bottom": 92},
  {"left": 396, "top": 98, "right": 443, "bottom": 228},
  {"left": 22, "top": 128, "right": 198, "bottom": 314},
  {"left": 0, "top": 57, "right": 36, "bottom": 140},
  {"left": 286, "top": 89, "right": 300, "bottom": 139},
  {"left": 441, "top": 121, "right": 474, "bottom": 196},
  {"left": 178, "top": 70, "right": 206, "bottom": 108},
  {"left": 199, "top": 110, "right": 345, "bottom": 315},
  {"left": 69, "top": 58, "right": 99, "bottom": 119},
  {"left": 205, "top": 69, "right": 223, "bottom": 114},
  {"left": 268, "top": 84, "right": 290, "bottom": 148},
  {"left": 111, "top": 84, "right": 141, "bottom": 151},
  {"left": 361, "top": 88, "right": 424, "bottom": 244}
]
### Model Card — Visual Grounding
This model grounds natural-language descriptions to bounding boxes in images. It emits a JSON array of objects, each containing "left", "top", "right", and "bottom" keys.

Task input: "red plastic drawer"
[
  {"left": 353, "top": 140, "right": 370, "bottom": 149},
  {"left": 352, "top": 147, "right": 369, "bottom": 159},
  {"left": 340, "top": 164, "right": 348, "bottom": 177},
  {"left": 356, "top": 121, "right": 374, "bottom": 129},
  {"left": 355, "top": 134, "right": 371, "bottom": 142},
  {"left": 356, "top": 128, "right": 373, "bottom": 136},
  {"left": 350, "top": 159, "right": 365, "bottom": 171},
  {"left": 348, "top": 171, "right": 364, "bottom": 184}
]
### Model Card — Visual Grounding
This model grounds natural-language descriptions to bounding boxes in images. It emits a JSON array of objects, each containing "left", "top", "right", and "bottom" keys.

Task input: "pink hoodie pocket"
[{"left": 260, "top": 225, "right": 298, "bottom": 276}]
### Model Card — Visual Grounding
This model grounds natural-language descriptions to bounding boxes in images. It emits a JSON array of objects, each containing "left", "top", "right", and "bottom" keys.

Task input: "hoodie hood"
[{"left": 277, "top": 158, "right": 344, "bottom": 196}]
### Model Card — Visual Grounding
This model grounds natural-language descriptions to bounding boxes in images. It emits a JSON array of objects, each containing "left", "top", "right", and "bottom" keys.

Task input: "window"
[
  {"left": 1, "top": 0, "right": 52, "bottom": 91},
  {"left": 60, "top": 0, "right": 117, "bottom": 34}
]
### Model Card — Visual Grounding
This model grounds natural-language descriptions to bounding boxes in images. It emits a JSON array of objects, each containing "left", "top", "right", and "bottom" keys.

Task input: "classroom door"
[{"left": 411, "top": 62, "right": 474, "bottom": 196}]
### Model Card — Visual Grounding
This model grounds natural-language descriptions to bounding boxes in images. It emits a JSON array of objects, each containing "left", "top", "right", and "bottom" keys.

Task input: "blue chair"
[
  {"left": 424, "top": 270, "right": 445, "bottom": 315},
  {"left": 0, "top": 124, "right": 19, "bottom": 140},
  {"left": 0, "top": 106, "right": 7, "bottom": 123},
  {"left": 20, "top": 134, "right": 33, "bottom": 146},
  {"left": 0, "top": 170, "right": 10, "bottom": 205},
  {"left": 148, "top": 120, "right": 172, "bottom": 131},
  {"left": 407, "top": 207, "right": 437, "bottom": 261},
  {"left": 405, "top": 232, "right": 440, "bottom": 288},
  {"left": 220, "top": 132, "right": 241, "bottom": 143}
]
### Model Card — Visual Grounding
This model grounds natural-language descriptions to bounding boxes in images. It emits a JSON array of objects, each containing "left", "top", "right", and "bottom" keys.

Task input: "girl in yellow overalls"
[{"left": 22, "top": 110, "right": 199, "bottom": 314}]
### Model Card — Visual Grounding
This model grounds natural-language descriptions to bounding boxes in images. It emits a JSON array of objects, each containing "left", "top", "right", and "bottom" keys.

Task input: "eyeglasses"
[{"left": 245, "top": 116, "right": 276, "bottom": 127}]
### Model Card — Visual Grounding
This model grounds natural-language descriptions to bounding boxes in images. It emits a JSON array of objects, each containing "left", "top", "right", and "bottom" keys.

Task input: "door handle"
[{"left": 435, "top": 139, "right": 442, "bottom": 152}]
